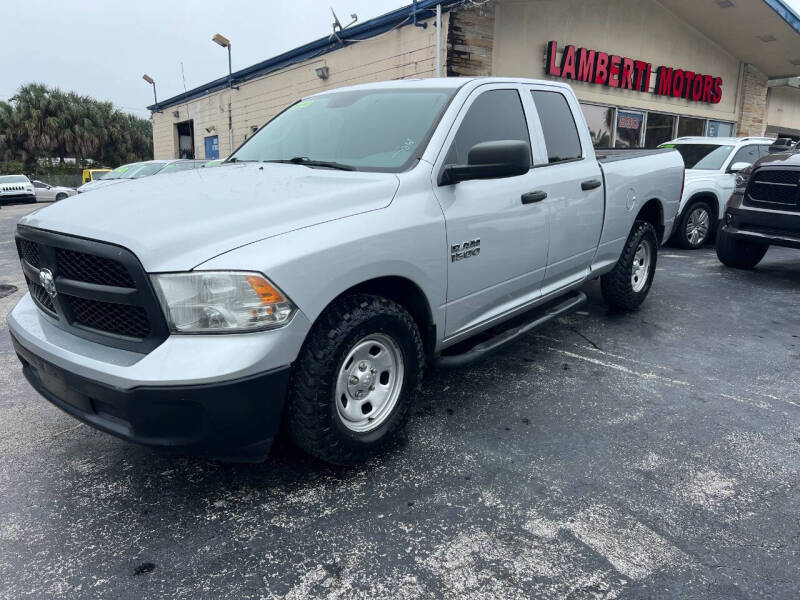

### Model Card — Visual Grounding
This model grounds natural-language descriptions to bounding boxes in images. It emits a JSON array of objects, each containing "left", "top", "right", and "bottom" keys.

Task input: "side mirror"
[
  {"left": 728, "top": 161, "right": 751, "bottom": 173},
  {"left": 439, "top": 140, "right": 531, "bottom": 186},
  {"left": 769, "top": 138, "right": 794, "bottom": 153}
]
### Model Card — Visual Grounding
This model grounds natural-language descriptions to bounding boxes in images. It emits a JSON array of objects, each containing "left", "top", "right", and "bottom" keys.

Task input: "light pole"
[
  {"left": 212, "top": 33, "right": 235, "bottom": 154},
  {"left": 142, "top": 73, "right": 159, "bottom": 112}
]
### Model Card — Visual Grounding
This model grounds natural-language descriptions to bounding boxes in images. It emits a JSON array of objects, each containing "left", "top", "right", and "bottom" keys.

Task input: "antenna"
[
  {"left": 180, "top": 62, "right": 187, "bottom": 92},
  {"left": 330, "top": 7, "right": 358, "bottom": 41}
]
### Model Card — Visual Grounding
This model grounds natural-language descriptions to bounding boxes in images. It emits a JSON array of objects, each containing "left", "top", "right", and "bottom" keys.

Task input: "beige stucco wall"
[
  {"left": 766, "top": 86, "right": 800, "bottom": 131},
  {"left": 492, "top": 0, "right": 742, "bottom": 122},
  {"left": 152, "top": 13, "right": 447, "bottom": 160}
]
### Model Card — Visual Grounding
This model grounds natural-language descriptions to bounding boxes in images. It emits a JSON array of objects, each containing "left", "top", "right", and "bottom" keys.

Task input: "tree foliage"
[{"left": 0, "top": 83, "right": 153, "bottom": 168}]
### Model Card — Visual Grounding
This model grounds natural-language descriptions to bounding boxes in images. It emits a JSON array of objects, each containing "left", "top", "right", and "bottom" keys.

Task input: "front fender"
[
  {"left": 680, "top": 180, "right": 726, "bottom": 219},
  {"left": 196, "top": 190, "right": 448, "bottom": 360}
]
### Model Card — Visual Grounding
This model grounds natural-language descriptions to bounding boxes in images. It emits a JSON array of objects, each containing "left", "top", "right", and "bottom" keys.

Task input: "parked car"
[
  {"left": 32, "top": 180, "right": 77, "bottom": 202},
  {"left": 659, "top": 136, "right": 774, "bottom": 248},
  {"left": 8, "top": 78, "right": 683, "bottom": 465},
  {"left": 717, "top": 145, "right": 800, "bottom": 268},
  {"left": 81, "top": 168, "right": 110, "bottom": 184},
  {"left": 76, "top": 159, "right": 204, "bottom": 193},
  {"left": 0, "top": 174, "right": 36, "bottom": 204}
]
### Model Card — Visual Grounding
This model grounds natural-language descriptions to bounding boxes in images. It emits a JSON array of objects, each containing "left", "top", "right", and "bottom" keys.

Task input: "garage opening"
[{"left": 176, "top": 120, "right": 195, "bottom": 159}]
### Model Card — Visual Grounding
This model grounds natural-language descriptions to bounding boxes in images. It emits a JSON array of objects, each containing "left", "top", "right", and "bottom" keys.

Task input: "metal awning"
[{"left": 659, "top": 0, "right": 800, "bottom": 78}]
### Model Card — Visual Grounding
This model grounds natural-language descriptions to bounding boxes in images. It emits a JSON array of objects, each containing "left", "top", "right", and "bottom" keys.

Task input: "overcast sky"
[{"left": 2, "top": 0, "right": 800, "bottom": 117}]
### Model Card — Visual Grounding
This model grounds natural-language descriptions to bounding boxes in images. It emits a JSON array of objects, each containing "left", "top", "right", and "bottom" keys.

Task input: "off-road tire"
[
  {"left": 286, "top": 294, "right": 424, "bottom": 465},
  {"left": 715, "top": 224, "right": 768, "bottom": 269},
  {"left": 674, "top": 200, "right": 713, "bottom": 249},
  {"left": 601, "top": 220, "right": 658, "bottom": 311}
]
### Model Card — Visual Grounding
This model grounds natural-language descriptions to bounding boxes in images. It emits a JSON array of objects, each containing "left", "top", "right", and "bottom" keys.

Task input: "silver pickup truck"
[{"left": 8, "top": 78, "right": 683, "bottom": 464}]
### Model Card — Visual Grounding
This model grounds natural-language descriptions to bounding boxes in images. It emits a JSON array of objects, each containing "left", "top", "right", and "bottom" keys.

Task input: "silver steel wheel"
[
  {"left": 335, "top": 333, "right": 405, "bottom": 433},
  {"left": 686, "top": 206, "right": 710, "bottom": 247},
  {"left": 631, "top": 240, "right": 651, "bottom": 293}
]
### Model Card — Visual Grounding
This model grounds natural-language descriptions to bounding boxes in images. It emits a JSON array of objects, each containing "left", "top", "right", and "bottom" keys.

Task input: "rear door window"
[
  {"left": 446, "top": 89, "right": 530, "bottom": 165},
  {"left": 531, "top": 91, "right": 582, "bottom": 163},
  {"left": 730, "top": 144, "right": 761, "bottom": 167}
]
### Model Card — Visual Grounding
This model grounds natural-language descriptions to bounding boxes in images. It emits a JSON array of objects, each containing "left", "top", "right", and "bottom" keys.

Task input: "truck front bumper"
[
  {"left": 12, "top": 333, "right": 290, "bottom": 460},
  {"left": 724, "top": 205, "right": 800, "bottom": 250},
  {"left": 8, "top": 293, "right": 313, "bottom": 460}
]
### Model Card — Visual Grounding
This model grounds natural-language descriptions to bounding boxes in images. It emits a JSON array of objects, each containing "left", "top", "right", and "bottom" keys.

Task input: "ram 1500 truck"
[
  {"left": 8, "top": 78, "right": 684, "bottom": 465},
  {"left": 717, "top": 146, "right": 800, "bottom": 268}
]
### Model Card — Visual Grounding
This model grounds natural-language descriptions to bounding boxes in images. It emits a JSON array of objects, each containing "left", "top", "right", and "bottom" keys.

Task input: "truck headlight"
[
  {"left": 151, "top": 271, "right": 295, "bottom": 333},
  {"left": 734, "top": 167, "right": 752, "bottom": 194}
]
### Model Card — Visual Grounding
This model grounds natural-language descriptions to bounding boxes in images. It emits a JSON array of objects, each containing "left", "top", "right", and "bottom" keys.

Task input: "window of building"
[
  {"left": 707, "top": 120, "right": 734, "bottom": 137},
  {"left": 644, "top": 113, "right": 676, "bottom": 148},
  {"left": 532, "top": 91, "right": 582, "bottom": 162},
  {"left": 677, "top": 116, "right": 706, "bottom": 137},
  {"left": 446, "top": 89, "right": 530, "bottom": 165},
  {"left": 729, "top": 144, "right": 761, "bottom": 167},
  {"left": 615, "top": 110, "right": 644, "bottom": 148},
  {"left": 579, "top": 103, "right": 614, "bottom": 148}
]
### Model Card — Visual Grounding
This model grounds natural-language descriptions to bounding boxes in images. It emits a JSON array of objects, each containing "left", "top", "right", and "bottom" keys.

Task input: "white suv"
[
  {"left": 661, "top": 137, "right": 774, "bottom": 248},
  {"left": 0, "top": 174, "right": 36, "bottom": 205}
]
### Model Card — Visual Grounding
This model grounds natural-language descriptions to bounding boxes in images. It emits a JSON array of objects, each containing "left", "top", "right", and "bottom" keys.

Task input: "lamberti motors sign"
[{"left": 545, "top": 41, "right": 723, "bottom": 104}]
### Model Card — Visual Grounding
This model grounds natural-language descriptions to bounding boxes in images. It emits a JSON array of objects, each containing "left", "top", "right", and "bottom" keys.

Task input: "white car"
[
  {"left": 76, "top": 160, "right": 205, "bottom": 193},
  {"left": 32, "top": 180, "right": 77, "bottom": 202},
  {"left": 661, "top": 136, "right": 775, "bottom": 248}
]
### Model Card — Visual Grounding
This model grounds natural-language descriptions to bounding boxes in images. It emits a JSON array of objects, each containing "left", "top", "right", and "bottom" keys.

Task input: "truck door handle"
[
  {"left": 581, "top": 179, "right": 602, "bottom": 191},
  {"left": 521, "top": 190, "right": 547, "bottom": 204}
]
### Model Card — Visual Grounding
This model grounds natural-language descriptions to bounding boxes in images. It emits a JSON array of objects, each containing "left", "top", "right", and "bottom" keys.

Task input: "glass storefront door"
[
  {"left": 579, "top": 103, "right": 614, "bottom": 148},
  {"left": 678, "top": 116, "right": 706, "bottom": 137},
  {"left": 707, "top": 120, "right": 735, "bottom": 137},
  {"left": 615, "top": 110, "right": 644, "bottom": 148},
  {"left": 644, "top": 113, "right": 676, "bottom": 148}
]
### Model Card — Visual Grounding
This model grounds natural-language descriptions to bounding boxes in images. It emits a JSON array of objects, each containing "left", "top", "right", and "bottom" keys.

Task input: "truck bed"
[{"left": 595, "top": 148, "right": 675, "bottom": 163}]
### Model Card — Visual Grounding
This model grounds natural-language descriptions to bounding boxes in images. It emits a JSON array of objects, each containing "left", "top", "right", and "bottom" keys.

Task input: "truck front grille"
[
  {"left": 746, "top": 168, "right": 800, "bottom": 212},
  {"left": 55, "top": 248, "right": 135, "bottom": 288},
  {"left": 27, "top": 278, "right": 56, "bottom": 314},
  {"left": 67, "top": 296, "right": 151, "bottom": 338},
  {"left": 14, "top": 226, "right": 168, "bottom": 353},
  {"left": 16, "top": 238, "right": 40, "bottom": 269}
]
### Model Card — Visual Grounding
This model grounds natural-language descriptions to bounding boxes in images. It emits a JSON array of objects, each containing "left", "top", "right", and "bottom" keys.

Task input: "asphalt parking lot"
[{"left": 1, "top": 202, "right": 799, "bottom": 599}]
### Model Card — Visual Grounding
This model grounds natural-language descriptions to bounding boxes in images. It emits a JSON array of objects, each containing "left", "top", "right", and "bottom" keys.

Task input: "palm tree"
[{"left": 2, "top": 83, "right": 153, "bottom": 168}]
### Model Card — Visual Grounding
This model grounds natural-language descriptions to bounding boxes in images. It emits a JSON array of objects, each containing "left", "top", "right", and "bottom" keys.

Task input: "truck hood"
[{"left": 21, "top": 163, "right": 400, "bottom": 271}]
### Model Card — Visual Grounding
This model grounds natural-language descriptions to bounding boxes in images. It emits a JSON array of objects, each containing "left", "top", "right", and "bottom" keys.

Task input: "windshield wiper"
[
  {"left": 226, "top": 157, "right": 258, "bottom": 163},
  {"left": 265, "top": 156, "right": 355, "bottom": 171}
]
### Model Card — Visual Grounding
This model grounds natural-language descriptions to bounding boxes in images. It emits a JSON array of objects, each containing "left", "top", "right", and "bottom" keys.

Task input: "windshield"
[
  {"left": 91, "top": 171, "right": 110, "bottom": 180},
  {"left": 160, "top": 161, "right": 199, "bottom": 173},
  {"left": 126, "top": 162, "right": 167, "bottom": 179},
  {"left": 667, "top": 144, "right": 734, "bottom": 170},
  {"left": 0, "top": 175, "right": 29, "bottom": 183},
  {"left": 230, "top": 88, "right": 455, "bottom": 171},
  {"left": 101, "top": 164, "right": 139, "bottom": 180}
]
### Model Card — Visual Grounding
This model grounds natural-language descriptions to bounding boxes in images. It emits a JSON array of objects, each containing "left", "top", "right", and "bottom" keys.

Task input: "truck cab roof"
[{"left": 306, "top": 76, "right": 575, "bottom": 97}]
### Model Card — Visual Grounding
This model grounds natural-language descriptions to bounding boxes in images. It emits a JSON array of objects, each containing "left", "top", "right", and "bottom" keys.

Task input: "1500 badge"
[{"left": 451, "top": 239, "right": 480, "bottom": 262}]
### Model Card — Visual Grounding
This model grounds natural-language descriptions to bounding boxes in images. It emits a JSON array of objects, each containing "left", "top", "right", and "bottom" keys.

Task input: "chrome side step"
[{"left": 434, "top": 291, "right": 587, "bottom": 369}]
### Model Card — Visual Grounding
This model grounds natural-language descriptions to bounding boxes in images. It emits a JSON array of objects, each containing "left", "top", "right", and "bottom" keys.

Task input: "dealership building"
[{"left": 149, "top": 0, "right": 800, "bottom": 159}]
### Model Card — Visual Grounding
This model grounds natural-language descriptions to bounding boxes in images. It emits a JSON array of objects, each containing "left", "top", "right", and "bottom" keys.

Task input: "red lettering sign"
[
  {"left": 544, "top": 42, "right": 721, "bottom": 104},
  {"left": 577, "top": 48, "right": 595, "bottom": 82},
  {"left": 594, "top": 52, "right": 609, "bottom": 85}
]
